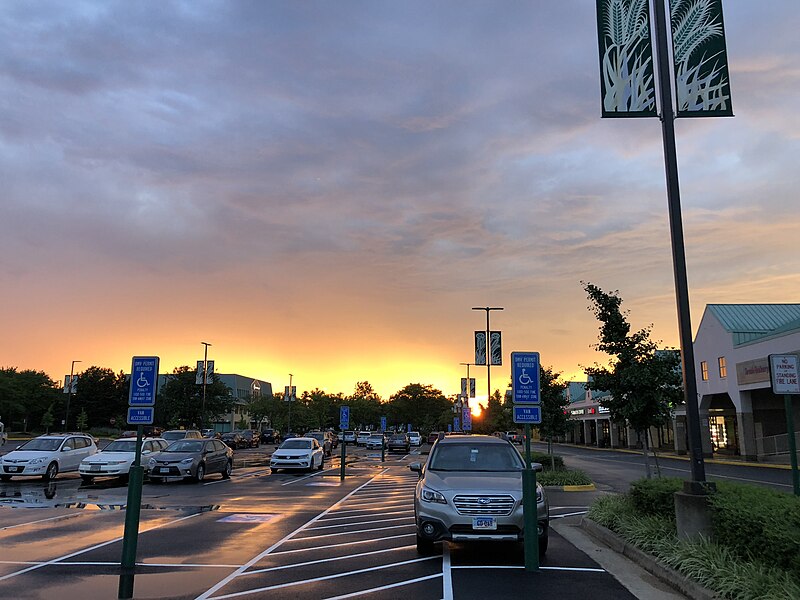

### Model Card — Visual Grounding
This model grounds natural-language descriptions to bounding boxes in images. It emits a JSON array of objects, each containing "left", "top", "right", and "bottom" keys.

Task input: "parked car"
[
  {"left": 387, "top": 433, "right": 411, "bottom": 453},
  {"left": 356, "top": 431, "right": 371, "bottom": 446},
  {"left": 305, "top": 431, "right": 332, "bottom": 457},
  {"left": 343, "top": 431, "right": 356, "bottom": 444},
  {"left": 201, "top": 429, "right": 220, "bottom": 439},
  {"left": 0, "top": 433, "right": 98, "bottom": 481},
  {"left": 505, "top": 431, "right": 522, "bottom": 444},
  {"left": 236, "top": 430, "right": 260, "bottom": 448},
  {"left": 366, "top": 433, "right": 385, "bottom": 450},
  {"left": 79, "top": 437, "right": 169, "bottom": 484},
  {"left": 410, "top": 434, "right": 549, "bottom": 555},
  {"left": 260, "top": 428, "right": 281, "bottom": 444},
  {"left": 0, "top": 421, "right": 7, "bottom": 446},
  {"left": 327, "top": 430, "right": 338, "bottom": 449},
  {"left": 147, "top": 438, "right": 233, "bottom": 483},
  {"left": 221, "top": 432, "right": 245, "bottom": 449},
  {"left": 427, "top": 432, "right": 443, "bottom": 444},
  {"left": 161, "top": 430, "right": 202, "bottom": 442},
  {"left": 408, "top": 431, "right": 422, "bottom": 447},
  {"left": 270, "top": 437, "right": 324, "bottom": 473}
]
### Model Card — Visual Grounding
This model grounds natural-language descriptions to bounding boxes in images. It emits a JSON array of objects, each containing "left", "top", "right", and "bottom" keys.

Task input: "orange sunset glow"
[{"left": 3, "top": 3, "right": 800, "bottom": 405}]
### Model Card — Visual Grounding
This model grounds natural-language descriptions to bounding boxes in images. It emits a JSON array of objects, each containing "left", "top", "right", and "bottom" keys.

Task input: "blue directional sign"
[
  {"left": 453, "top": 416, "right": 460, "bottom": 432},
  {"left": 462, "top": 406, "right": 472, "bottom": 431},
  {"left": 380, "top": 416, "right": 387, "bottom": 432},
  {"left": 512, "top": 352, "right": 540, "bottom": 404},
  {"left": 127, "top": 406, "right": 155, "bottom": 425},
  {"left": 129, "top": 356, "right": 159, "bottom": 406},
  {"left": 513, "top": 405, "right": 541, "bottom": 424},
  {"left": 340, "top": 406, "right": 350, "bottom": 430}
]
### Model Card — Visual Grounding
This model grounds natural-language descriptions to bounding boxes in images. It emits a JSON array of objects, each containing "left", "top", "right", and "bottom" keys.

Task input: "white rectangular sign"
[{"left": 769, "top": 354, "right": 800, "bottom": 394}]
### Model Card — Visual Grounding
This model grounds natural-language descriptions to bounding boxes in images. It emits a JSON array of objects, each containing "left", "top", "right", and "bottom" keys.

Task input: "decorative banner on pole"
[
  {"left": 63, "top": 375, "right": 78, "bottom": 394},
  {"left": 474, "top": 331, "right": 487, "bottom": 365},
  {"left": 284, "top": 386, "right": 296, "bottom": 402},
  {"left": 671, "top": 0, "right": 733, "bottom": 117},
  {"left": 490, "top": 331, "right": 502, "bottom": 366},
  {"left": 596, "top": 0, "right": 656, "bottom": 117},
  {"left": 196, "top": 360, "right": 214, "bottom": 385},
  {"left": 469, "top": 378, "right": 476, "bottom": 398}
]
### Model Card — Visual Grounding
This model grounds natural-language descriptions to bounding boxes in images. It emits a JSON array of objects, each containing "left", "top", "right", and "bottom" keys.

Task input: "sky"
[{"left": 2, "top": 1, "right": 799, "bottom": 404}]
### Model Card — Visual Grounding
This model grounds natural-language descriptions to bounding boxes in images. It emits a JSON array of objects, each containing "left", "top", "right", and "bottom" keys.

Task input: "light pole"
[
  {"left": 459, "top": 362, "right": 475, "bottom": 398},
  {"left": 286, "top": 373, "right": 293, "bottom": 435},
  {"left": 200, "top": 342, "right": 211, "bottom": 430},
  {"left": 65, "top": 360, "right": 81, "bottom": 431},
  {"left": 472, "top": 306, "right": 503, "bottom": 402}
]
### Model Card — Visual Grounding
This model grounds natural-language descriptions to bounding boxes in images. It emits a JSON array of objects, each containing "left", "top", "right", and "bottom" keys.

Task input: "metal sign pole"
[
  {"left": 785, "top": 394, "right": 800, "bottom": 496},
  {"left": 523, "top": 422, "right": 538, "bottom": 571}
]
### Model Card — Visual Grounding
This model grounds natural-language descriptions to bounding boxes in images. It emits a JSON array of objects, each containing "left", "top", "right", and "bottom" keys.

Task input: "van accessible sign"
[{"left": 769, "top": 354, "right": 800, "bottom": 395}]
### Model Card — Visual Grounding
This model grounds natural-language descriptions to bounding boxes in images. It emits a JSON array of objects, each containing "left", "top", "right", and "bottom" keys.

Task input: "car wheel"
[
  {"left": 538, "top": 534, "right": 548, "bottom": 556},
  {"left": 318, "top": 456, "right": 324, "bottom": 471},
  {"left": 222, "top": 460, "right": 232, "bottom": 479},
  {"left": 80, "top": 475, "right": 94, "bottom": 485},
  {"left": 270, "top": 468, "right": 278, "bottom": 474},
  {"left": 416, "top": 532, "right": 435, "bottom": 555},
  {"left": 194, "top": 463, "right": 205, "bottom": 483},
  {"left": 43, "top": 462, "right": 59, "bottom": 481},
  {"left": 119, "top": 473, "right": 129, "bottom": 484}
]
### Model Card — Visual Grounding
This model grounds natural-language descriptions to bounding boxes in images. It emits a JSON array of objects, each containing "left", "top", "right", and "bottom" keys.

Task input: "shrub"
[
  {"left": 538, "top": 469, "right": 591, "bottom": 486},
  {"left": 528, "top": 452, "right": 564, "bottom": 470},
  {"left": 628, "top": 476, "right": 683, "bottom": 519},
  {"left": 708, "top": 481, "right": 800, "bottom": 578}
]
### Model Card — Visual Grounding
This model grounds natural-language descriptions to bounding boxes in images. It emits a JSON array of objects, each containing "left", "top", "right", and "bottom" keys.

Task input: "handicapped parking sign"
[
  {"left": 340, "top": 406, "right": 350, "bottom": 430},
  {"left": 512, "top": 352, "right": 540, "bottom": 404},
  {"left": 129, "top": 356, "right": 159, "bottom": 406}
]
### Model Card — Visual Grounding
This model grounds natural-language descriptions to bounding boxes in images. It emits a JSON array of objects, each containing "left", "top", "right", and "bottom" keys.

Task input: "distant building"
[{"left": 685, "top": 304, "right": 800, "bottom": 461}]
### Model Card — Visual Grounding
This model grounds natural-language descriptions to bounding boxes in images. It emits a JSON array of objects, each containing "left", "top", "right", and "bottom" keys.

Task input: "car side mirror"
[
  {"left": 531, "top": 462, "right": 543, "bottom": 473},
  {"left": 142, "top": 450, "right": 151, "bottom": 455},
  {"left": 62, "top": 446, "right": 72, "bottom": 452},
  {"left": 409, "top": 462, "right": 422, "bottom": 476}
]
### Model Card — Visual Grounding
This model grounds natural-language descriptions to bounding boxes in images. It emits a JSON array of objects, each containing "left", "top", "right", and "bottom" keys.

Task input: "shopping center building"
[{"left": 565, "top": 303, "right": 800, "bottom": 463}]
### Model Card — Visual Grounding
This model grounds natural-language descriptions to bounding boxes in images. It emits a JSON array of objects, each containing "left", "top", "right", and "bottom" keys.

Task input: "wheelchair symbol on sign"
[
  {"left": 518, "top": 369, "right": 533, "bottom": 385},
  {"left": 136, "top": 372, "right": 150, "bottom": 388}
]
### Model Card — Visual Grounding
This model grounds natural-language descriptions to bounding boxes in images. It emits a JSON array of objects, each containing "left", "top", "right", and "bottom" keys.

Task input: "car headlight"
[
  {"left": 536, "top": 483, "right": 544, "bottom": 503},
  {"left": 421, "top": 486, "right": 447, "bottom": 504},
  {"left": 148, "top": 458, "right": 157, "bottom": 467},
  {"left": 29, "top": 458, "right": 46, "bottom": 465},
  {"left": 180, "top": 458, "right": 194, "bottom": 464}
]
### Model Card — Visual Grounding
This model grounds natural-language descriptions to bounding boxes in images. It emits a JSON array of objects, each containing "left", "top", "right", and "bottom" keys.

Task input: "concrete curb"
[
  {"left": 543, "top": 483, "right": 597, "bottom": 492},
  {"left": 580, "top": 518, "right": 718, "bottom": 600}
]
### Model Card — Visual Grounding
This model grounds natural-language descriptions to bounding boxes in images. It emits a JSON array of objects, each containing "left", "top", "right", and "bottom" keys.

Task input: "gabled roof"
[
  {"left": 564, "top": 381, "right": 587, "bottom": 403},
  {"left": 707, "top": 304, "right": 800, "bottom": 346}
]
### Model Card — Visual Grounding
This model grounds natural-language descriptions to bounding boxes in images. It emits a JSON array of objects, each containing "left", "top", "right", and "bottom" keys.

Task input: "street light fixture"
[
  {"left": 200, "top": 342, "right": 212, "bottom": 430},
  {"left": 472, "top": 306, "right": 504, "bottom": 402},
  {"left": 65, "top": 360, "right": 81, "bottom": 431}
]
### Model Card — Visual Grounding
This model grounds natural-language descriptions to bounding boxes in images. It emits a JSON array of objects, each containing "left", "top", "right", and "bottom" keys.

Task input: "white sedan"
[
  {"left": 270, "top": 437, "right": 324, "bottom": 473},
  {"left": 79, "top": 437, "right": 168, "bottom": 484},
  {"left": 408, "top": 431, "right": 422, "bottom": 446}
]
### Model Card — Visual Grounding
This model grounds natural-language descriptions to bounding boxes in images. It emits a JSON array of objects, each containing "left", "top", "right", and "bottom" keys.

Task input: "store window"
[
  {"left": 700, "top": 361, "right": 708, "bottom": 381},
  {"left": 718, "top": 357, "right": 727, "bottom": 378}
]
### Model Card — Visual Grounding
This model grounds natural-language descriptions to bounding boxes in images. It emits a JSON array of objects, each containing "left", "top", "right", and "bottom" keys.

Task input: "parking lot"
[{"left": 0, "top": 439, "right": 649, "bottom": 599}]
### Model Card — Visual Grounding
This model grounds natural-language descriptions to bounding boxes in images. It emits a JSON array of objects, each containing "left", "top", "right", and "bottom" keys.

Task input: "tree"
[
  {"left": 387, "top": 384, "right": 451, "bottom": 433},
  {"left": 41, "top": 403, "right": 54, "bottom": 433},
  {"left": 535, "top": 366, "right": 570, "bottom": 467},
  {"left": 582, "top": 282, "right": 682, "bottom": 477},
  {"left": 75, "top": 408, "right": 88, "bottom": 432},
  {"left": 72, "top": 366, "right": 127, "bottom": 429},
  {"left": 0, "top": 367, "right": 60, "bottom": 432},
  {"left": 157, "top": 366, "right": 234, "bottom": 428}
]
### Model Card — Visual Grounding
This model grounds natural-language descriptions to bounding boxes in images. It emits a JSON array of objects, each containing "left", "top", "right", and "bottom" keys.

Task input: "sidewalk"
[{"left": 542, "top": 440, "right": 793, "bottom": 470}]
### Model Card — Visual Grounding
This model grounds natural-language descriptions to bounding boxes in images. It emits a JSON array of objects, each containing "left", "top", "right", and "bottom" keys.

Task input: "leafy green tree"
[
  {"left": 72, "top": 366, "right": 127, "bottom": 429},
  {"left": 535, "top": 366, "right": 570, "bottom": 466},
  {"left": 475, "top": 390, "right": 504, "bottom": 434},
  {"left": 41, "top": 403, "right": 55, "bottom": 433},
  {"left": 387, "top": 384, "right": 451, "bottom": 433},
  {"left": 0, "top": 367, "right": 61, "bottom": 432},
  {"left": 582, "top": 282, "right": 682, "bottom": 477},
  {"left": 75, "top": 408, "right": 88, "bottom": 432},
  {"left": 156, "top": 366, "right": 234, "bottom": 428}
]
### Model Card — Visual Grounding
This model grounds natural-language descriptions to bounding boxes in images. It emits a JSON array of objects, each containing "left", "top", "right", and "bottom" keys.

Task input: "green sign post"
[
  {"left": 768, "top": 354, "right": 800, "bottom": 496},
  {"left": 522, "top": 423, "right": 538, "bottom": 571}
]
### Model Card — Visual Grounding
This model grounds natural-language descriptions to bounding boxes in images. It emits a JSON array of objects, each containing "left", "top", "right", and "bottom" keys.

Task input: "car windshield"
[
  {"left": 280, "top": 440, "right": 312, "bottom": 450},
  {"left": 429, "top": 443, "right": 524, "bottom": 472},
  {"left": 18, "top": 438, "right": 62, "bottom": 451},
  {"left": 390, "top": 434, "right": 406, "bottom": 440},
  {"left": 368, "top": 434, "right": 383, "bottom": 439},
  {"left": 102, "top": 441, "right": 137, "bottom": 453},
  {"left": 162, "top": 432, "right": 187, "bottom": 440},
  {"left": 307, "top": 433, "right": 323, "bottom": 441},
  {"left": 164, "top": 440, "right": 205, "bottom": 453},
  {"left": 409, "top": 432, "right": 420, "bottom": 437}
]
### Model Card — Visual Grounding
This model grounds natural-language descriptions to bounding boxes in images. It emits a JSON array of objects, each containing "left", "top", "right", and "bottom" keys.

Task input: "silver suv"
[{"left": 410, "top": 435, "right": 549, "bottom": 554}]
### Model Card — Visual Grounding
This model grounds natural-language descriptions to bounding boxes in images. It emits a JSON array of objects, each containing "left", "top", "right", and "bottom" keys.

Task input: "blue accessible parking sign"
[
  {"left": 129, "top": 356, "right": 160, "bottom": 406},
  {"left": 127, "top": 406, "right": 154, "bottom": 425},
  {"left": 512, "top": 352, "right": 540, "bottom": 404},
  {"left": 513, "top": 405, "right": 541, "bottom": 424}
]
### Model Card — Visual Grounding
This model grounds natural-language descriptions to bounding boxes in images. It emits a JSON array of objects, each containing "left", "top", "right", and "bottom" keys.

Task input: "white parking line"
[
  {"left": 450, "top": 565, "right": 606, "bottom": 573},
  {"left": 305, "top": 516, "right": 414, "bottom": 531},
  {"left": 316, "top": 509, "right": 411, "bottom": 523},
  {"left": 290, "top": 523, "right": 413, "bottom": 541},
  {"left": 0, "top": 512, "right": 84, "bottom": 531},
  {"left": 442, "top": 542, "right": 453, "bottom": 600},
  {"left": 279, "top": 467, "right": 335, "bottom": 486},
  {"left": 210, "top": 556, "right": 439, "bottom": 599},
  {"left": 244, "top": 544, "right": 415, "bottom": 576},
  {"left": 328, "top": 504, "right": 413, "bottom": 516},
  {"left": 551, "top": 511, "right": 588, "bottom": 519},
  {"left": 322, "top": 573, "right": 442, "bottom": 600},
  {"left": 0, "top": 512, "right": 202, "bottom": 582},
  {"left": 270, "top": 533, "right": 415, "bottom": 556}
]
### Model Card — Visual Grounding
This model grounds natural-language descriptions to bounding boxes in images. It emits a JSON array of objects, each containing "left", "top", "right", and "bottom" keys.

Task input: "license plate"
[
  {"left": 159, "top": 467, "right": 170, "bottom": 473},
  {"left": 473, "top": 517, "right": 497, "bottom": 530},
  {"left": 9, "top": 466, "right": 23, "bottom": 473},
  {"left": 90, "top": 465, "right": 102, "bottom": 472}
]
